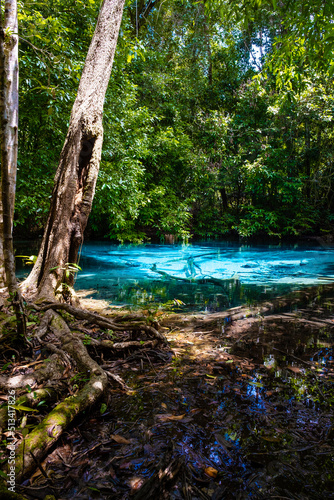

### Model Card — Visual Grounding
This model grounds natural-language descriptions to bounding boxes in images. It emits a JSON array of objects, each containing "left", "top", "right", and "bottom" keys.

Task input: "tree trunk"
[
  {"left": 0, "top": 0, "right": 26, "bottom": 338},
  {"left": 0, "top": 0, "right": 18, "bottom": 288},
  {"left": 22, "top": 0, "right": 125, "bottom": 300}
]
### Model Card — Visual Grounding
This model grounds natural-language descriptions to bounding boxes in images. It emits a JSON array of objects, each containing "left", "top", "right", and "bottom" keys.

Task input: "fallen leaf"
[
  {"left": 130, "top": 476, "right": 145, "bottom": 491},
  {"left": 10, "top": 405, "right": 38, "bottom": 412},
  {"left": 109, "top": 466, "right": 117, "bottom": 479},
  {"left": 119, "top": 461, "right": 132, "bottom": 469},
  {"left": 287, "top": 366, "right": 301, "bottom": 374},
  {"left": 110, "top": 434, "right": 131, "bottom": 444},
  {"left": 248, "top": 381, "right": 263, "bottom": 388},
  {"left": 155, "top": 413, "right": 186, "bottom": 422},
  {"left": 260, "top": 435, "right": 281, "bottom": 442},
  {"left": 161, "top": 403, "right": 167, "bottom": 409},
  {"left": 204, "top": 466, "right": 218, "bottom": 478}
]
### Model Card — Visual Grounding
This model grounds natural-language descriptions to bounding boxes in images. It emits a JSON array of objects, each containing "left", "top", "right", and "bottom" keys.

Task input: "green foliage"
[
  {"left": 13, "top": 0, "right": 334, "bottom": 243},
  {"left": 15, "top": 0, "right": 100, "bottom": 235},
  {"left": 50, "top": 262, "right": 82, "bottom": 280}
]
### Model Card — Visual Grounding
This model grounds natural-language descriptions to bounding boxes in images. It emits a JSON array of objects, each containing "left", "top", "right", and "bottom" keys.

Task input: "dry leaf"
[
  {"left": 287, "top": 366, "right": 301, "bottom": 374},
  {"left": 130, "top": 476, "right": 144, "bottom": 491},
  {"left": 109, "top": 466, "right": 117, "bottom": 479},
  {"left": 260, "top": 435, "right": 281, "bottom": 442},
  {"left": 161, "top": 403, "right": 167, "bottom": 409},
  {"left": 204, "top": 466, "right": 218, "bottom": 478},
  {"left": 156, "top": 413, "right": 186, "bottom": 422},
  {"left": 110, "top": 434, "right": 131, "bottom": 444},
  {"left": 119, "top": 461, "right": 132, "bottom": 469}
]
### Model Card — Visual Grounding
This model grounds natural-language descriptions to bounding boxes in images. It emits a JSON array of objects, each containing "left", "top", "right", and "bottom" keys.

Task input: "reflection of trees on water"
[
  {"left": 96, "top": 273, "right": 279, "bottom": 312},
  {"left": 91, "top": 253, "right": 296, "bottom": 311},
  {"left": 73, "top": 243, "right": 331, "bottom": 310}
]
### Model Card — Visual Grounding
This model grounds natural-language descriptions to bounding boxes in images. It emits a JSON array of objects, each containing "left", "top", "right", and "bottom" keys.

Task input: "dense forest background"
[{"left": 16, "top": 0, "right": 334, "bottom": 243}]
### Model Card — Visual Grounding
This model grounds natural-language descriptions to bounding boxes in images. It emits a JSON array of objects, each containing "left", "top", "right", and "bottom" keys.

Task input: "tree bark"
[
  {"left": 0, "top": 0, "right": 26, "bottom": 338},
  {"left": 0, "top": 0, "right": 18, "bottom": 288},
  {"left": 22, "top": 0, "right": 125, "bottom": 300}
]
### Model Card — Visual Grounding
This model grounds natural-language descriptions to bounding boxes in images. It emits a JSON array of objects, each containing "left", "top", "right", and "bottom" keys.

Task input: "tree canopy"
[{"left": 12, "top": 0, "right": 334, "bottom": 242}]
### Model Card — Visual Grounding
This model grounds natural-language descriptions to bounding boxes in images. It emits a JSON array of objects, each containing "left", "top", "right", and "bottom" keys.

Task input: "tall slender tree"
[
  {"left": 0, "top": 0, "right": 26, "bottom": 338},
  {"left": 22, "top": 0, "right": 126, "bottom": 300}
]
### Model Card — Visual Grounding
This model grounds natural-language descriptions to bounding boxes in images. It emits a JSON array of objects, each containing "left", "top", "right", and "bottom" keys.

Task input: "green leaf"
[
  {"left": 248, "top": 381, "right": 264, "bottom": 388},
  {"left": 9, "top": 405, "right": 38, "bottom": 412}
]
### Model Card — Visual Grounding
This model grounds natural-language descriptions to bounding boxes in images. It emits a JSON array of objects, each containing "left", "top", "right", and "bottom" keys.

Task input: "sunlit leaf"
[
  {"left": 110, "top": 434, "right": 131, "bottom": 444},
  {"left": 9, "top": 405, "right": 38, "bottom": 412},
  {"left": 156, "top": 413, "right": 186, "bottom": 422},
  {"left": 100, "top": 403, "right": 107, "bottom": 414},
  {"left": 248, "top": 381, "right": 263, "bottom": 388},
  {"left": 287, "top": 366, "right": 301, "bottom": 374},
  {"left": 204, "top": 466, "right": 218, "bottom": 478}
]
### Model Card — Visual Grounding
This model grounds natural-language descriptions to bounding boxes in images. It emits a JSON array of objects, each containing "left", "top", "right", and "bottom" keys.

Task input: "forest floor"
[{"left": 1, "top": 285, "right": 334, "bottom": 499}]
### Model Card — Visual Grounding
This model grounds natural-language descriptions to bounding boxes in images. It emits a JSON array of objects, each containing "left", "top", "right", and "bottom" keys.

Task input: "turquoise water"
[{"left": 71, "top": 241, "right": 334, "bottom": 311}]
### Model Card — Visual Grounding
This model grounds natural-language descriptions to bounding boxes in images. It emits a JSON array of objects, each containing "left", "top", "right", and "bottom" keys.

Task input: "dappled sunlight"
[
  {"left": 39, "top": 293, "right": 334, "bottom": 499},
  {"left": 92, "top": 380, "right": 104, "bottom": 391}
]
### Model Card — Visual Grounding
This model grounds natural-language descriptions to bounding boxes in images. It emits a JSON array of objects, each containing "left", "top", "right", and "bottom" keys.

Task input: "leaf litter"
[{"left": 14, "top": 288, "right": 334, "bottom": 499}]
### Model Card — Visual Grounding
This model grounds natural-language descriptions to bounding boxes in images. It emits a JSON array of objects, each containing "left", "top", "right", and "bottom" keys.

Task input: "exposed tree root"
[
  {"left": 0, "top": 355, "right": 65, "bottom": 391},
  {"left": 0, "top": 292, "right": 169, "bottom": 488},
  {"left": 36, "top": 302, "right": 167, "bottom": 343},
  {"left": 105, "top": 370, "right": 132, "bottom": 391},
  {"left": 72, "top": 332, "right": 159, "bottom": 351},
  {"left": 3, "top": 283, "right": 331, "bottom": 492},
  {"left": 15, "top": 310, "right": 108, "bottom": 482},
  {"left": 0, "top": 388, "right": 58, "bottom": 438}
]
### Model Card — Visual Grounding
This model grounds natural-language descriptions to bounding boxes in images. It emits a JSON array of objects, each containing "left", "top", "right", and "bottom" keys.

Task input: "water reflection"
[{"left": 16, "top": 240, "right": 334, "bottom": 311}]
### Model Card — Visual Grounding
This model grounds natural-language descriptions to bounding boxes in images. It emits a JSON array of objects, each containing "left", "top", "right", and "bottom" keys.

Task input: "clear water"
[{"left": 68, "top": 241, "right": 334, "bottom": 311}]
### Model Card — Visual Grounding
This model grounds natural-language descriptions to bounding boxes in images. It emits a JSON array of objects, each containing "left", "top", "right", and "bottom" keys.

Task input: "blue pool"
[{"left": 69, "top": 241, "right": 334, "bottom": 310}]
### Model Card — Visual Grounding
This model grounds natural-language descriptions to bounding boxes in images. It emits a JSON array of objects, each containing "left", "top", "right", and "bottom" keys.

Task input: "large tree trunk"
[
  {"left": 0, "top": 0, "right": 19, "bottom": 288},
  {"left": 22, "top": 0, "right": 125, "bottom": 300},
  {"left": 0, "top": 0, "right": 26, "bottom": 338}
]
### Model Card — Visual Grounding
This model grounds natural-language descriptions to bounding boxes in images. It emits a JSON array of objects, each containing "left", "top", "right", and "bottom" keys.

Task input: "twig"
[
  {"left": 105, "top": 371, "right": 132, "bottom": 392},
  {"left": 29, "top": 451, "right": 49, "bottom": 480}
]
